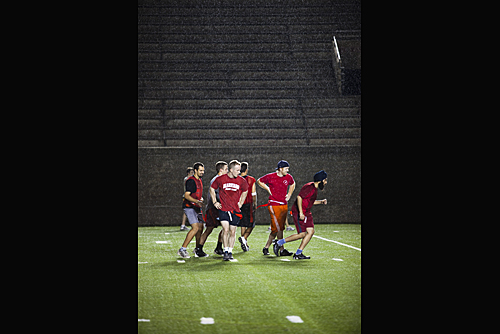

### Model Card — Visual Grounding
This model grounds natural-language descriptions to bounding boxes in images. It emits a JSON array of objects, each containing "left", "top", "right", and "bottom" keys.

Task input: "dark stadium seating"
[{"left": 138, "top": 0, "right": 361, "bottom": 225}]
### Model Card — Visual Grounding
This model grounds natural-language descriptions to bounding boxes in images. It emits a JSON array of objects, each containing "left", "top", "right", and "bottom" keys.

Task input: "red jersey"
[
  {"left": 292, "top": 182, "right": 318, "bottom": 215},
  {"left": 211, "top": 174, "right": 249, "bottom": 212},
  {"left": 242, "top": 175, "right": 256, "bottom": 204},
  {"left": 183, "top": 176, "right": 203, "bottom": 210},
  {"left": 258, "top": 172, "right": 294, "bottom": 206}
]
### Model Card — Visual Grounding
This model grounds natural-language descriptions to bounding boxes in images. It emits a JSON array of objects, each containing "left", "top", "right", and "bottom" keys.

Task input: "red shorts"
[
  {"left": 205, "top": 207, "right": 221, "bottom": 228},
  {"left": 291, "top": 210, "right": 314, "bottom": 233}
]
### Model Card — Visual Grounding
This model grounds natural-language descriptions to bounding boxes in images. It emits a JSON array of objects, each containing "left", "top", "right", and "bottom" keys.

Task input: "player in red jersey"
[
  {"left": 257, "top": 160, "right": 295, "bottom": 256},
  {"left": 177, "top": 162, "right": 205, "bottom": 259},
  {"left": 238, "top": 162, "right": 257, "bottom": 252},
  {"left": 200, "top": 161, "right": 228, "bottom": 256},
  {"left": 273, "top": 170, "right": 328, "bottom": 259},
  {"left": 210, "top": 160, "right": 248, "bottom": 261}
]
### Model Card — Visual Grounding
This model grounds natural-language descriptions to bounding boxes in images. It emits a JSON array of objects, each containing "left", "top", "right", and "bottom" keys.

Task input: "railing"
[{"left": 332, "top": 35, "right": 343, "bottom": 95}]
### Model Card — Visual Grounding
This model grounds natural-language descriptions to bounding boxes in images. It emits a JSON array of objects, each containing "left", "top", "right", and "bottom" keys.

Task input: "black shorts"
[
  {"left": 239, "top": 203, "right": 255, "bottom": 228},
  {"left": 218, "top": 210, "right": 243, "bottom": 226}
]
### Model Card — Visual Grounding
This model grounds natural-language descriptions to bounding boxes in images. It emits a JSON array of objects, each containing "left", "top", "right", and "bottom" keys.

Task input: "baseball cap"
[
  {"left": 314, "top": 170, "right": 327, "bottom": 182},
  {"left": 275, "top": 160, "right": 290, "bottom": 170}
]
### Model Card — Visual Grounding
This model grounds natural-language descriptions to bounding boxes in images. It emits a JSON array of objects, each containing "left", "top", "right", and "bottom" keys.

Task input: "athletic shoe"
[
  {"left": 195, "top": 248, "right": 209, "bottom": 257},
  {"left": 280, "top": 249, "right": 293, "bottom": 256},
  {"left": 286, "top": 226, "right": 295, "bottom": 231},
  {"left": 180, "top": 225, "right": 189, "bottom": 231},
  {"left": 293, "top": 253, "right": 310, "bottom": 260},
  {"left": 223, "top": 252, "right": 230, "bottom": 261},
  {"left": 272, "top": 240, "right": 281, "bottom": 257},
  {"left": 228, "top": 252, "right": 234, "bottom": 260},
  {"left": 177, "top": 248, "right": 190, "bottom": 258},
  {"left": 238, "top": 237, "right": 249, "bottom": 252},
  {"left": 262, "top": 247, "right": 270, "bottom": 256},
  {"left": 214, "top": 248, "right": 224, "bottom": 256}
]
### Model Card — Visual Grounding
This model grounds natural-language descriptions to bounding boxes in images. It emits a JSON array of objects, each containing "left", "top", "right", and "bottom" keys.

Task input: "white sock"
[
  {"left": 224, "top": 247, "right": 229, "bottom": 252},
  {"left": 241, "top": 236, "right": 246, "bottom": 242},
  {"left": 228, "top": 247, "right": 233, "bottom": 253}
]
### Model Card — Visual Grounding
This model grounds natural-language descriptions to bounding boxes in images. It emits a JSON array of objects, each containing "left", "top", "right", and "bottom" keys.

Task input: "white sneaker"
[
  {"left": 286, "top": 226, "right": 295, "bottom": 231},
  {"left": 177, "top": 248, "right": 190, "bottom": 258},
  {"left": 180, "top": 225, "right": 189, "bottom": 231},
  {"left": 238, "top": 237, "right": 249, "bottom": 252}
]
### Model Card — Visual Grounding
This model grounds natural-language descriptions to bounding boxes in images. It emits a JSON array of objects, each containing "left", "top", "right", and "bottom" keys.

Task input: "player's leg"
[
  {"left": 243, "top": 203, "right": 255, "bottom": 240},
  {"left": 220, "top": 219, "right": 230, "bottom": 260},
  {"left": 293, "top": 216, "right": 314, "bottom": 259},
  {"left": 182, "top": 222, "right": 202, "bottom": 248},
  {"left": 200, "top": 208, "right": 216, "bottom": 247},
  {"left": 228, "top": 225, "right": 237, "bottom": 250},
  {"left": 243, "top": 226, "right": 253, "bottom": 240},
  {"left": 194, "top": 214, "right": 204, "bottom": 246},
  {"left": 265, "top": 205, "right": 280, "bottom": 249},
  {"left": 180, "top": 212, "right": 188, "bottom": 230},
  {"left": 200, "top": 226, "right": 214, "bottom": 245},
  {"left": 276, "top": 205, "right": 292, "bottom": 254},
  {"left": 297, "top": 227, "right": 315, "bottom": 251},
  {"left": 220, "top": 220, "right": 230, "bottom": 249},
  {"left": 238, "top": 204, "right": 251, "bottom": 251},
  {"left": 215, "top": 229, "right": 224, "bottom": 254}
]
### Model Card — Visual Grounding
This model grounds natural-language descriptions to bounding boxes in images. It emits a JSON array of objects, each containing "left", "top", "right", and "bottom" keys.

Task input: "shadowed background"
[{"left": 138, "top": 0, "right": 361, "bottom": 226}]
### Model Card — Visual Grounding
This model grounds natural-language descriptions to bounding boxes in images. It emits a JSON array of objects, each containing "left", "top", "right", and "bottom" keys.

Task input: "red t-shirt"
[
  {"left": 292, "top": 182, "right": 318, "bottom": 215},
  {"left": 211, "top": 174, "right": 249, "bottom": 212},
  {"left": 258, "top": 172, "right": 294, "bottom": 206},
  {"left": 242, "top": 175, "right": 256, "bottom": 204}
]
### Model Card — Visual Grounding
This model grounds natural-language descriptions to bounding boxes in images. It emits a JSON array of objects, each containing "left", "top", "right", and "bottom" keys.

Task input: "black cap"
[
  {"left": 275, "top": 160, "right": 290, "bottom": 170},
  {"left": 314, "top": 170, "right": 327, "bottom": 182}
]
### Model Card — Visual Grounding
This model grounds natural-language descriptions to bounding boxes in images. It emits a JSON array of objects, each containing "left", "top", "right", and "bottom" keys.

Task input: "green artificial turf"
[{"left": 138, "top": 224, "right": 361, "bottom": 333}]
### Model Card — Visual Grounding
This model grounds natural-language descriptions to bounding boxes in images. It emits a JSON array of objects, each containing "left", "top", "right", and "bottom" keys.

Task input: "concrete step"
[
  {"left": 139, "top": 118, "right": 360, "bottom": 131},
  {"left": 138, "top": 70, "right": 334, "bottom": 81},
  {"left": 139, "top": 87, "right": 338, "bottom": 99},
  {"left": 137, "top": 138, "right": 361, "bottom": 148},
  {"left": 139, "top": 61, "right": 334, "bottom": 73}
]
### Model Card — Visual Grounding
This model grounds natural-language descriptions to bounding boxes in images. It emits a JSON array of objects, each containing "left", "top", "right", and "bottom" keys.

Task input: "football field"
[{"left": 138, "top": 224, "right": 361, "bottom": 333}]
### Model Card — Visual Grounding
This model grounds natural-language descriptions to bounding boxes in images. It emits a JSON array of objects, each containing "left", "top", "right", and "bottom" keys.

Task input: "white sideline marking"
[
  {"left": 332, "top": 258, "right": 343, "bottom": 261},
  {"left": 200, "top": 317, "right": 214, "bottom": 324},
  {"left": 177, "top": 260, "right": 185, "bottom": 263},
  {"left": 313, "top": 235, "right": 361, "bottom": 251},
  {"left": 280, "top": 259, "right": 291, "bottom": 261},
  {"left": 138, "top": 262, "right": 148, "bottom": 264},
  {"left": 286, "top": 316, "right": 304, "bottom": 323},
  {"left": 138, "top": 319, "right": 150, "bottom": 322},
  {"left": 229, "top": 259, "right": 238, "bottom": 262},
  {"left": 165, "top": 233, "right": 170, "bottom": 234},
  {"left": 155, "top": 241, "right": 170, "bottom": 244}
]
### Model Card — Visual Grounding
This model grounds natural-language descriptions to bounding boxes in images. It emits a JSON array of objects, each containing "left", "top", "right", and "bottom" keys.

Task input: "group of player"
[{"left": 177, "top": 159, "right": 328, "bottom": 261}]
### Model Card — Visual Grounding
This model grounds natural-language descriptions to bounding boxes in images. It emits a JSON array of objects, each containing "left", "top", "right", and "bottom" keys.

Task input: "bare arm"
[
  {"left": 185, "top": 191, "right": 203, "bottom": 205},
  {"left": 209, "top": 187, "right": 221, "bottom": 209},
  {"left": 251, "top": 183, "right": 257, "bottom": 210},
  {"left": 314, "top": 199, "right": 327, "bottom": 205},
  {"left": 256, "top": 179, "right": 272, "bottom": 196},
  {"left": 285, "top": 182, "right": 296, "bottom": 202},
  {"left": 238, "top": 191, "right": 248, "bottom": 209},
  {"left": 297, "top": 195, "right": 305, "bottom": 220}
]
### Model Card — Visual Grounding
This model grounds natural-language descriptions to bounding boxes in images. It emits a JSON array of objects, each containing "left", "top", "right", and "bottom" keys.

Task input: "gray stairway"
[{"left": 138, "top": 0, "right": 361, "bottom": 148}]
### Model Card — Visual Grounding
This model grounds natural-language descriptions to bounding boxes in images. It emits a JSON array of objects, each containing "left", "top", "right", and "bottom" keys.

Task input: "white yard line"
[{"left": 313, "top": 235, "right": 361, "bottom": 251}]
